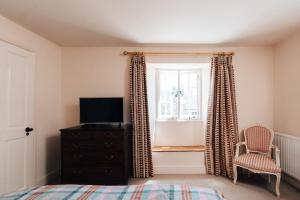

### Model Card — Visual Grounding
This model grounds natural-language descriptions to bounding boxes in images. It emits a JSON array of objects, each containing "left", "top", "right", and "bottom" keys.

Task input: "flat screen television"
[{"left": 80, "top": 97, "right": 124, "bottom": 124}]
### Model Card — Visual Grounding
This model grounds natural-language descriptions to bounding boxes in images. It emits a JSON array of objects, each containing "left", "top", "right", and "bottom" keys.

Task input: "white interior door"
[{"left": 0, "top": 41, "right": 35, "bottom": 194}]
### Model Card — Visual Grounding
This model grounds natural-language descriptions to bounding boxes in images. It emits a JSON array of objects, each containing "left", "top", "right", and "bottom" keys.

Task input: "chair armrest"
[
  {"left": 235, "top": 142, "right": 246, "bottom": 159},
  {"left": 271, "top": 145, "right": 280, "bottom": 167}
]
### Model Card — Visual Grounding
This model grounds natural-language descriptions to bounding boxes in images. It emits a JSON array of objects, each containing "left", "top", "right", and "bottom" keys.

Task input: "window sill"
[
  {"left": 152, "top": 145, "right": 205, "bottom": 152},
  {"left": 156, "top": 119, "right": 203, "bottom": 123}
]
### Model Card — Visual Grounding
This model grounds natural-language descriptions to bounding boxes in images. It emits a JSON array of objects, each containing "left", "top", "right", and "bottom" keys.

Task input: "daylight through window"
[{"left": 157, "top": 69, "right": 202, "bottom": 120}]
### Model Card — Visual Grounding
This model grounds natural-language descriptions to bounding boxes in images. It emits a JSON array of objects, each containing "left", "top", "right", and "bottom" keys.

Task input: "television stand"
[{"left": 60, "top": 124, "right": 132, "bottom": 185}]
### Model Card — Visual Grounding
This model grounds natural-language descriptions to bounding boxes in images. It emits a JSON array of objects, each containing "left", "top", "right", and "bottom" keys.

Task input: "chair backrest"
[{"left": 244, "top": 125, "right": 274, "bottom": 154}]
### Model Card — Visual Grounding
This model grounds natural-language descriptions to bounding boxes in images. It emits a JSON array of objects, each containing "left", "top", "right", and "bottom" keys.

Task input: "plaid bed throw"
[{"left": 0, "top": 184, "right": 223, "bottom": 200}]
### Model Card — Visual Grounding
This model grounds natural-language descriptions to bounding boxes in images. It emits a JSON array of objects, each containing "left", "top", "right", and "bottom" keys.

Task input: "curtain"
[
  {"left": 205, "top": 54, "right": 239, "bottom": 179},
  {"left": 129, "top": 54, "right": 153, "bottom": 178}
]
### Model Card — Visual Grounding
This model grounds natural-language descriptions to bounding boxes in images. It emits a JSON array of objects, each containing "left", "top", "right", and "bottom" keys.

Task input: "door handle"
[{"left": 25, "top": 127, "right": 34, "bottom": 136}]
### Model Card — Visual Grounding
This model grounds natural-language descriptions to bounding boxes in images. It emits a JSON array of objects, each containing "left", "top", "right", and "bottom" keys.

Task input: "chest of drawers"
[{"left": 60, "top": 124, "right": 131, "bottom": 185}]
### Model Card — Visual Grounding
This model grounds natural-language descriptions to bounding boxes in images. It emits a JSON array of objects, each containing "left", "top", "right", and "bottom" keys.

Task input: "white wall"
[
  {"left": 61, "top": 46, "right": 274, "bottom": 174},
  {"left": 153, "top": 152, "right": 205, "bottom": 174},
  {"left": 154, "top": 121, "right": 205, "bottom": 146},
  {"left": 0, "top": 15, "right": 61, "bottom": 185},
  {"left": 274, "top": 30, "right": 300, "bottom": 137},
  {"left": 61, "top": 47, "right": 130, "bottom": 126},
  {"left": 62, "top": 46, "right": 274, "bottom": 134}
]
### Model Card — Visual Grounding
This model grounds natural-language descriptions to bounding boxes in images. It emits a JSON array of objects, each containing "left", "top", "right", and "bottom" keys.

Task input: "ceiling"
[{"left": 0, "top": 0, "right": 300, "bottom": 46}]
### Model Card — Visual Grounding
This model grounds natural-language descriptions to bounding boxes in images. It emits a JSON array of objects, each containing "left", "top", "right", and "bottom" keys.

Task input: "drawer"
[
  {"left": 62, "top": 151, "right": 124, "bottom": 164},
  {"left": 62, "top": 165, "right": 124, "bottom": 182},
  {"left": 62, "top": 131, "right": 91, "bottom": 140},
  {"left": 92, "top": 130, "right": 123, "bottom": 139},
  {"left": 62, "top": 131, "right": 124, "bottom": 140},
  {"left": 62, "top": 139, "right": 124, "bottom": 151}
]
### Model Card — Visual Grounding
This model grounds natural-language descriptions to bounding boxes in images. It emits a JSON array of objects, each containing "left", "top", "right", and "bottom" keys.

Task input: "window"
[{"left": 157, "top": 69, "right": 202, "bottom": 120}]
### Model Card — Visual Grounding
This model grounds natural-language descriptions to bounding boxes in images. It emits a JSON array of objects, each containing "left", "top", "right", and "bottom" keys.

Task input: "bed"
[{"left": 0, "top": 184, "right": 224, "bottom": 200}]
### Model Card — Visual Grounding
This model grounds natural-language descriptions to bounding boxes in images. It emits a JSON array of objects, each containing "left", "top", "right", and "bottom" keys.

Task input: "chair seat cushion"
[{"left": 234, "top": 153, "right": 281, "bottom": 173}]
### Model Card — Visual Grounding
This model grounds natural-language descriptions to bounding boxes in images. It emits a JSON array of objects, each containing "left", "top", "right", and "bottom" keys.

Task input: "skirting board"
[
  {"left": 154, "top": 165, "right": 206, "bottom": 174},
  {"left": 282, "top": 172, "right": 300, "bottom": 191},
  {"left": 36, "top": 169, "right": 60, "bottom": 186}
]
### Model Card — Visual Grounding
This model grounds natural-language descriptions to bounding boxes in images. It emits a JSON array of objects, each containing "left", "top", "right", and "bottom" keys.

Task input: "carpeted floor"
[{"left": 129, "top": 174, "right": 300, "bottom": 200}]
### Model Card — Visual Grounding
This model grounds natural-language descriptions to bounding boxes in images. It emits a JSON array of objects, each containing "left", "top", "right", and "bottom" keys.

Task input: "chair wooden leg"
[
  {"left": 268, "top": 174, "right": 271, "bottom": 183},
  {"left": 275, "top": 173, "right": 281, "bottom": 197},
  {"left": 233, "top": 164, "right": 238, "bottom": 184}
]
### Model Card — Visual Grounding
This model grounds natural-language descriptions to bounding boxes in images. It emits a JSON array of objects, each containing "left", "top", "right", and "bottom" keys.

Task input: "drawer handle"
[
  {"left": 72, "top": 143, "right": 80, "bottom": 149},
  {"left": 71, "top": 132, "right": 80, "bottom": 138},
  {"left": 72, "top": 169, "right": 83, "bottom": 175},
  {"left": 73, "top": 154, "right": 83, "bottom": 159},
  {"left": 104, "top": 141, "right": 113, "bottom": 147},
  {"left": 105, "top": 154, "right": 115, "bottom": 160},
  {"left": 104, "top": 169, "right": 113, "bottom": 175},
  {"left": 104, "top": 132, "right": 113, "bottom": 136}
]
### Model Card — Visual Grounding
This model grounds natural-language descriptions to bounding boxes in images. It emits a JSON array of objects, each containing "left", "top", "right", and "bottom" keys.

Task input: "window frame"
[{"left": 156, "top": 68, "right": 203, "bottom": 122}]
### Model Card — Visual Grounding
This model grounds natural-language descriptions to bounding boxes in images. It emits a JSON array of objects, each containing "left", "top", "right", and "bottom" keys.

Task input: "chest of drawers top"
[{"left": 60, "top": 124, "right": 129, "bottom": 139}]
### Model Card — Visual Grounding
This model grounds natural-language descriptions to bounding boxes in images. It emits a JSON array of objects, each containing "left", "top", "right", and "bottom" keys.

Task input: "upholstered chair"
[{"left": 233, "top": 125, "right": 281, "bottom": 196}]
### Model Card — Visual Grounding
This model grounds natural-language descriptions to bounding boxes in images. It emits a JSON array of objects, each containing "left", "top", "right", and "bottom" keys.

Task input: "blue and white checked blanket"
[{"left": 0, "top": 184, "right": 224, "bottom": 200}]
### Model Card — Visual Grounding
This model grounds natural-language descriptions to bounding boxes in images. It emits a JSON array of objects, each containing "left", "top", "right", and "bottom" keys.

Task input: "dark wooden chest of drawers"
[{"left": 60, "top": 124, "right": 131, "bottom": 185}]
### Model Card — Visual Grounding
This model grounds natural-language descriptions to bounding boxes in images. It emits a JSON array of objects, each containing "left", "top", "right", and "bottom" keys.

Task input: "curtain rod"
[{"left": 122, "top": 51, "right": 234, "bottom": 56}]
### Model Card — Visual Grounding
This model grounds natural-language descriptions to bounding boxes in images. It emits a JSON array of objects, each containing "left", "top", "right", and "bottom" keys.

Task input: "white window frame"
[{"left": 156, "top": 68, "right": 203, "bottom": 122}]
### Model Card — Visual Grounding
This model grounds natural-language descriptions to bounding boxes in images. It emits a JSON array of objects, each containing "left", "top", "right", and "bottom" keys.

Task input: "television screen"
[{"left": 80, "top": 97, "right": 124, "bottom": 124}]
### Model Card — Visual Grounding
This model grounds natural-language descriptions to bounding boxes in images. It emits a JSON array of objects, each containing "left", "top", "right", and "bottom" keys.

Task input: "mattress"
[{"left": 0, "top": 184, "right": 224, "bottom": 200}]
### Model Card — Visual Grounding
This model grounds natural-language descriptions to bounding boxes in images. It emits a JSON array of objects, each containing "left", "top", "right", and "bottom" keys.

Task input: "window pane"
[
  {"left": 158, "top": 71, "right": 178, "bottom": 120},
  {"left": 157, "top": 69, "right": 201, "bottom": 121},
  {"left": 189, "top": 73, "right": 198, "bottom": 87},
  {"left": 179, "top": 71, "right": 200, "bottom": 120}
]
